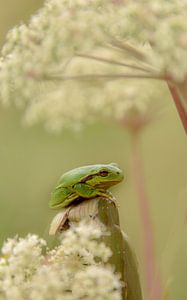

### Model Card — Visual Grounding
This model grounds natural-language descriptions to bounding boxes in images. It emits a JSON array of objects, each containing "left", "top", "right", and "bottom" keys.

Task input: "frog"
[{"left": 49, "top": 163, "right": 124, "bottom": 209}]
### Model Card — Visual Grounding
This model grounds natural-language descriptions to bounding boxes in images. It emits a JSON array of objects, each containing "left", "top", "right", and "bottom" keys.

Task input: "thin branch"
[
  {"left": 76, "top": 53, "right": 151, "bottom": 73},
  {"left": 110, "top": 39, "right": 148, "bottom": 61},
  {"left": 47, "top": 73, "right": 164, "bottom": 82}
]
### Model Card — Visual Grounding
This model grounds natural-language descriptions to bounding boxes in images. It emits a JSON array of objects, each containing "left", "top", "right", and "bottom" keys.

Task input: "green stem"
[
  {"left": 97, "top": 198, "right": 143, "bottom": 300},
  {"left": 52, "top": 197, "right": 143, "bottom": 300},
  {"left": 50, "top": 197, "right": 142, "bottom": 300}
]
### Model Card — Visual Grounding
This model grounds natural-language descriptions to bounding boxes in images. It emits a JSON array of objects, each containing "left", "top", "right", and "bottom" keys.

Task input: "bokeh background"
[{"left": 0, "top": 1, "right": 186, "bottom": 299}]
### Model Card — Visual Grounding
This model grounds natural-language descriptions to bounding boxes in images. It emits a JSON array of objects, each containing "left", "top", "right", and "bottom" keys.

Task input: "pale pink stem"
[
  {"left": 131, "top": 132, "right": 163, "bottom": 300},
  {"left": 167, "top": 82, "right": 187, "bottom": 135}
]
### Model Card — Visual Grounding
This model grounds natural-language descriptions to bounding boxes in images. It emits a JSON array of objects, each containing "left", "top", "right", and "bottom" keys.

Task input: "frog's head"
[{"left": 87, "top": 163, "right": 124, "bottom": 189}]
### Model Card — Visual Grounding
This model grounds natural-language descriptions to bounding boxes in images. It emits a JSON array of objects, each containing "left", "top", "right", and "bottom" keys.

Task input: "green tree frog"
[{"left": 49, "top": 163, "right": 124, "bottom": 209}]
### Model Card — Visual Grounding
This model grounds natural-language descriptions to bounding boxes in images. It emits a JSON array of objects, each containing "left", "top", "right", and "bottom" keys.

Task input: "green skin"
[{"left": 49, "top": 163, "right": 124, "bottom": 209}]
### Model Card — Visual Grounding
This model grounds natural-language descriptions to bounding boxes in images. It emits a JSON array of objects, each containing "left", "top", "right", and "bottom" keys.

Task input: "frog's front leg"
[{"left": 73, "top": 183, "right": 110, "bottom": 199}]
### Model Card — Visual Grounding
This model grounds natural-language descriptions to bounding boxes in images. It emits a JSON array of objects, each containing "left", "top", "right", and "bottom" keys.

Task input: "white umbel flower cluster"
[
  {"left": 0, "top": 221, "right": 122, "bottom": 300},
  {"left": 0, "top": 0, "right": 185, "bottom": 131},
  {"left": 0, "top": 234, "right": 46, "bottom": 299}
]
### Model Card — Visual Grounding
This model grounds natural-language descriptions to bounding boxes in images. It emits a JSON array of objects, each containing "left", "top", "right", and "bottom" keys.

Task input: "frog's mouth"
[{"left": 95, "top": 181, "right": 121, "bottom": 189}]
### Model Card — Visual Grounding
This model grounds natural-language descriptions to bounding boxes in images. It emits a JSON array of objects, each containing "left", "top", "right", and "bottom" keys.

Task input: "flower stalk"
[
  {"left": 167, "top": 81, "right": 187, "bottom": 135},
  {"left": 130, "top": 131, "right": 163, "bottom": 300}
]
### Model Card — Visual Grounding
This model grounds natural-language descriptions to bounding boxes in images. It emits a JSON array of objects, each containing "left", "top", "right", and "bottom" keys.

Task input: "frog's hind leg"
[
  {"left": 58, "top": 192, "right": 80, "bottom": 208},
  {"left": 49, "top": 186, "right": 78, "bottom": 209}
]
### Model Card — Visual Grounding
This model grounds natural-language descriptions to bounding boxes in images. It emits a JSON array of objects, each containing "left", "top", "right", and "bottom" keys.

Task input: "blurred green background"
[{"left": 0, "top": 1, "right": 187, "bottom": 299}]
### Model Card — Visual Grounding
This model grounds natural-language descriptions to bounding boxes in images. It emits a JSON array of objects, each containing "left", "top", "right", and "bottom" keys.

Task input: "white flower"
[
  {"left": 0, "top": 221, "right": 122, "bottom": 300},
  {"left": 0, "top": 0, "right": 180, "bottom": 131},
  {"left": 29, "top": 265, "right": 72, "bottom": 300},
  {"left": 72, "top": 265, "right": 122, "bottom": 300},
  {"left": 49, "top": 220, "right": 112, "bottom": 269}
]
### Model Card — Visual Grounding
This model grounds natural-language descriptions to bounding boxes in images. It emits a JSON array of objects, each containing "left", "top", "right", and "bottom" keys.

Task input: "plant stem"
[
  {"left": 97, "top": 198, "right": 142, "bottom": 300},
  {"left": 167, "top": 82, "right": 187, "bottom": 135},
  {"left": 51, "top": 197, "right": 143, "bottom": 300},
  {"left": 131, "top": 131, "right": 163, "bottom": 300}
]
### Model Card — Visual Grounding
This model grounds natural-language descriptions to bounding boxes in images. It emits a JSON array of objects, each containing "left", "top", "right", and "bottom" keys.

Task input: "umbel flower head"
[
  {"left": 0, "top": 220, "right": 122, "bottom": 300},
  {"left": 0, "top": 0, "right": 186, "bottom": 131}
]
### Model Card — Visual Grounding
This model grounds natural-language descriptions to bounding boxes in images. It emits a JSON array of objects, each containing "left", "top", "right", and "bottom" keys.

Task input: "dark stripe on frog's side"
[
  {"left": 80, "top": 173, "right": 121, "bottom": 189},
  {"left": 80, "top": 170, "right": 110, "bottom": 184},
  {"left": 80, "top": 174, "right": 97, "bottom": 183}
]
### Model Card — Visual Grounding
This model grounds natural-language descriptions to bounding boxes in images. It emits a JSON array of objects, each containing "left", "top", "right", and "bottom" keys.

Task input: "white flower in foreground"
[
  {"left": 0, "top": 221, "right": 122, "bottom": 300},
  {"left": 29, "top": 265, "right": 72, "bottom": 300},
  {"left": 29, "top": 264, "right": 122, "bottom": 300},
  {"left": 0, "top": 234, "right": 46, "bottom": 282},
  {"left": 72, "top": 265, "right": 122, "bottom": 300},
  {"left": 0, "top": 235, "right": 46, "bottom": 300}
]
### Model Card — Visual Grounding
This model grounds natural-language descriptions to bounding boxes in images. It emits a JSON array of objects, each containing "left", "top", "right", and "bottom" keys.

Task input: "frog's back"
[{"left": 58, "top": 164, "right": 103, "bottom": 188}]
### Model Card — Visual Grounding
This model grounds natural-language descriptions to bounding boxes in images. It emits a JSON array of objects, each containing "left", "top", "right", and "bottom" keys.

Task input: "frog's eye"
[{"left": 100, "top": 170, "right": 109, "bottom": 177}]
